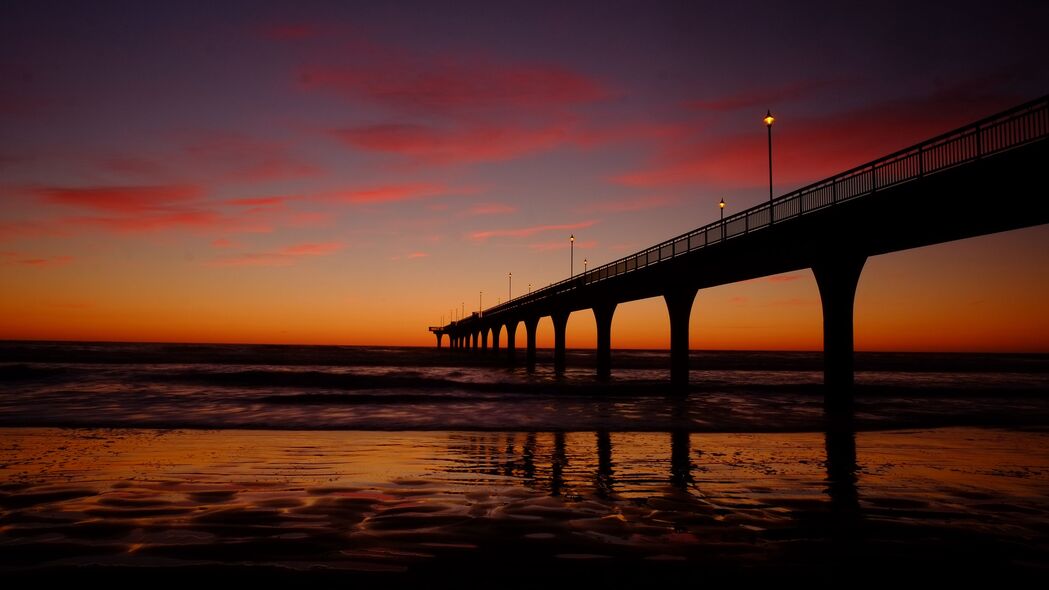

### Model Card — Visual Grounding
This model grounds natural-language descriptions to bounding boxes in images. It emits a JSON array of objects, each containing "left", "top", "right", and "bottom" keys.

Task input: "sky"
[{"left": 2, "top": 0, "right": 1048, "bottom": 351}]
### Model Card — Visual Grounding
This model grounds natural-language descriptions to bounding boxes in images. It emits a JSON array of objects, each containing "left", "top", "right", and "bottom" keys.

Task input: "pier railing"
[{"left": 470, "top": 94, "right": 1049, "bottom": 320}]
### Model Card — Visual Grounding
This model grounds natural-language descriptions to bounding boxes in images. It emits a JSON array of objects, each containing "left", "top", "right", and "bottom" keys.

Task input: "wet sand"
[{"left": 2, "top": 427, "right": 1048, "bottom": 583}]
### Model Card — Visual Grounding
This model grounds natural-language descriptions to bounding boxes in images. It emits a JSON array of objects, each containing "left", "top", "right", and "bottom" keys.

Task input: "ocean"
[
  {"left": 2, "top": 341, "right": 1048, "bottom": 582},
  {"left": 2, "top": 341, "right": 1048, "bottom": 431}
]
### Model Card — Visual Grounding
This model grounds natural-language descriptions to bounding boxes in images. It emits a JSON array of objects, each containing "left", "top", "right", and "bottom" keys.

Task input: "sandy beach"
[{"left": 2, "top": 426, "right": 1047, "bottom": 583}]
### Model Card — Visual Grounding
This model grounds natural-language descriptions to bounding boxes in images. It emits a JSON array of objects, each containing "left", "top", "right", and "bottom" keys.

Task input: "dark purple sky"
[{"left": 2, "top": 0, "right": 1048, "bottom": 348}]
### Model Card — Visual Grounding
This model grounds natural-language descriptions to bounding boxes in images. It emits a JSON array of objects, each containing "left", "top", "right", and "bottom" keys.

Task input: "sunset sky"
[{"left": 2, "top": 1, "right": 1048, "bottom": 351}]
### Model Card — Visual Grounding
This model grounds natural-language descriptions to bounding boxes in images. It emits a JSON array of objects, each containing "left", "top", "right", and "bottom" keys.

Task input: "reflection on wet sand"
[{"left": 1, "top": 425, "right": 1048, "bottom": 581}]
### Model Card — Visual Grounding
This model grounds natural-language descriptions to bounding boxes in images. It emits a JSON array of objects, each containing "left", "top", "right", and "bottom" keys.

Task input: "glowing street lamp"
[
  {"left": 720, "top": 198, "right": 726, "bottom": 240},
  {"left": 528, "top": 283, "right": 532, "bottom": 294},
  {"left": 479, "top": 291, "right": 483, "bottom": 314},
  {"left": 583, "top": 258, "right": 588, "bottom": 273},
  {"left": 508, "top": 272, "right": 512, "bottom": 300},
  {"left": 570, "top": 234, "right": 575, "bottom": 277},
  {"left": 764, "top": 109, "right": 775, "bottom": 223}
]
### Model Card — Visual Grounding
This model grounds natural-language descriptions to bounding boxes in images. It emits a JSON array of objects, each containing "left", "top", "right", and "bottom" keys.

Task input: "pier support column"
[
  {"left": 594, "top": 302, "right": 616, "bottom": 381},
  {"left": 505, "top": 321, "right": 517, "bottom": 365},
  {"left": 812, "top": 254, "right": 867, "bottom": 410},
  {"left": 436, "top": 333, "right": 444, "bottom": 348},
  {"left": 664, "top": 287, "right": 697, "bottom": 392},
  {"left": 481, "top": 328, "right": 488, "bottom": 351},
  {"left": 471, "top": 331, "right": 478, "bottom": 350},
  {"left": 491, "top": 326, "right": 500, "bottom": 352},
  {"left": 552, "top": 310, "right": 570, "bottom": 376},
  {"left": 525, "top": 317, "right": 539, "bottom": 372}
]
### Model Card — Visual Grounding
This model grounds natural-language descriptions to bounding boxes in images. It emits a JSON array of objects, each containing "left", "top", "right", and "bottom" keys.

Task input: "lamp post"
[
  {"left": 570, "top": 234, "right": 575, "bottom": 277},
  {"left": 584, "top": 258, "right": 588, "bottom": 273},
  {"left": 508, "top": 272, "right": 512, "bottom": 300},
  {"left": 479, "top": 291, "right": 482, "bottom": 314},
  {"left": 764, "top": 109, "right": 775, "bottom": 223},
  {"left": 528, "top": 283, "right": 532, "bottom": 294},
  {"left": 720, "top": 198, "right": 726, "bottom": 240}
]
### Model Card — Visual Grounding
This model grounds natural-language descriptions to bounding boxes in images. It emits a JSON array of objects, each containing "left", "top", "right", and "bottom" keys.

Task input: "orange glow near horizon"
[{"left": 3, "top": 226, "right": 1047, "bottom": 353}]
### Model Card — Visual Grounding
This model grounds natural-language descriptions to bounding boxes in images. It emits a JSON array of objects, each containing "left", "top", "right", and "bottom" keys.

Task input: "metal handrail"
[{"left": 456, "top": 94, "right": 1049, "bottom": 324}]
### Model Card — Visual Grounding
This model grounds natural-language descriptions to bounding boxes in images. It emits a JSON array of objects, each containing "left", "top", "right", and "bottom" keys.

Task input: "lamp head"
[
  {"left": 763, "top": 110, "right": 775, "bottom": 127},
  {"left": 719, "top": 198, "right": 725, "bottom": 209}
]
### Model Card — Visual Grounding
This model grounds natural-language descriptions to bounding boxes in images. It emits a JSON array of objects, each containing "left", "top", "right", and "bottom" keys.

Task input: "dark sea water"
[
  {"left": 2, "top": 341, "right": 1048, "bottom": 431},
  {"left": 2, "top": 341, "right": 1049, "bottom": 582}
]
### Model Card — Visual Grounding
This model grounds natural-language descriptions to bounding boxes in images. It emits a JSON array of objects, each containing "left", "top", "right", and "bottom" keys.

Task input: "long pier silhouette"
[{"left": 430, "top": 96, "right": 1049, "bottom": 404}]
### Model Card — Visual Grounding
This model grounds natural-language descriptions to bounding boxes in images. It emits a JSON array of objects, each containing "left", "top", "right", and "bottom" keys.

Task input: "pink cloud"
[
  {"left": 470, "top": 220, "right": 598, "bottom": 241},
  {"left": 226, "top": 196, "right": 294, "bottom": 208},
  {"left": 333, "top": 122, "right": 572, "bottom": 164},
  {"left": 765, "top": 274, "right": 802, "bottom": 283},
  {"left": 0, "top": 252, "right": 73, "bottom": 267},
  {"left": 329, "top": 183, "right": 449, "bottom": 204},
  {"left": 281, "top": 242, "right": 343, "bottom": 256},
  {"left": 209, "top": 240, "right": 345, "bottom": 267},
  {"left": 33, "top": 185, "right": 248, "bottom": 233},
  {"left": 36, "top": 185, "right": 204, "bottom": 214},
  {"left": 0, "top": 220, "right": 70, "bottom": 241},
  {"left": 616, "top": 83, "right": 1023, "bottom": 189},
  {"left": 67, "top": 211, "right": 237, "bottom": 233},
  {"left": 211, "top": 238, "right": 237, "bottom": 248}
]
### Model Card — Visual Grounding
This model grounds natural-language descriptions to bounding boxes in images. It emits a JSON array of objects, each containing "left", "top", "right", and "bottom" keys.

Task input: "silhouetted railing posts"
[{"left": 462, "top": 95, "right": 1047, "bottom": 320}]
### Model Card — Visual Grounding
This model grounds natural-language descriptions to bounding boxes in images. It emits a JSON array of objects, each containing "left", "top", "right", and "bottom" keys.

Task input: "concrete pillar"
[
  {"left": 525, "top": 316, "right": 539, "bottom": 372},
  {"left": 664, "top": 287, "right": 697, "bottom": 391},
  {"left": 481, "top": 327, "right": 488, "bottom": 351},
  {"left": 812, "top": 255, "right": 866, "bottom": 410},
  {"left": 552, "top": 310, "right": 570, "bottom": 376},
  {"left": 491, "top": 325, "right": 500, "bottom": 352},
  {"left": 436, "top": 332, "right": 444, "bottom": 348},
  {"left": 505, "top": 321, "right": 517, "bottom": 365},
  {"left": 471, "top": 331, "right": 478, "bottom": 350},
  {"left": 594, "top": 302, "right": 616, "bottom": 381}
]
